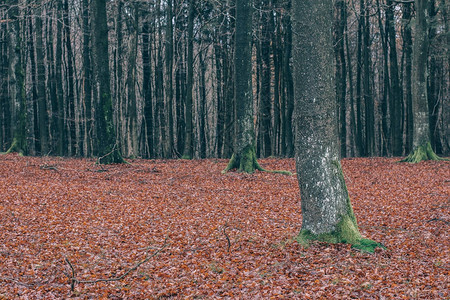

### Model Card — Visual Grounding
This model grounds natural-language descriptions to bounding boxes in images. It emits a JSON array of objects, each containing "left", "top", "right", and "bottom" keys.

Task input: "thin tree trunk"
[
  {"left": 35, "top": 2, "right": 49, "bottom": 155},
  {"left": 182, "top": 0, "right": 195, "bottom": 159},
  {"left": 142, "top": 16, "right": 154, "bottom": 158},
  {"left": 165, "top": 0, "right": 174, "bottom": 157}
]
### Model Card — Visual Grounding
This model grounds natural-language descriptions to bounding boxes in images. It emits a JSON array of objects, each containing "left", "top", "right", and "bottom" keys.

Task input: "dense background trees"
[{"left": 0, "top": 0, "right": 448, "bottom": 159}]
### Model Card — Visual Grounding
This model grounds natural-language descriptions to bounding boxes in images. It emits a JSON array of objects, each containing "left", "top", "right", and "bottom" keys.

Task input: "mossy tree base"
[
  {"left": 222, "top": 145, "right": 292, "bottom": 175},
  {"left": 295, "top": 228, "right": 385, "bottom": 254},
  {"left": 295, "top": 214, "right": 385, "bottom": 253},
  {"left": 97, "top": 149, "right": 126, "bottom": 165},
  {"left": 400, "top": 142, "right": 448, "bottom": 163},
  {"left": 3, "top": 138, "right": 25, "bottom": 156}
]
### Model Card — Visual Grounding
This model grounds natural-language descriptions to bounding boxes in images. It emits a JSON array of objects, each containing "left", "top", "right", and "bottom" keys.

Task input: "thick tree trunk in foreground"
[
  {"left": 292, "top": 0, "right": 381, "bottom": 252},
  {"left": 401, "top": 0, "right": 445, "bottom": 162}
]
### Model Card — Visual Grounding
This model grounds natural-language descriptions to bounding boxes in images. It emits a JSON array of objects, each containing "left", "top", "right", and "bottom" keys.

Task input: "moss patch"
[
  {"left": 351, "top": 238, "right": 386, "bottom": 253},
  {"left": 222, "top": 145, "right": 292, "bottom": 175},
  {"left": 400, "top": 142, "right": 448, "bottom": 163},
  {"left": 295, "top": 215, "right": 384, "bottom": 254}
]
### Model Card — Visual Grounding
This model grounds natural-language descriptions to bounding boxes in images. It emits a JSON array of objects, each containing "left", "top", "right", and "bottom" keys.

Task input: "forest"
[
  {"left": 0, "top": 0, "right": 448, "bottom": 160},
  {"left": 0, "top": 0, "right": 449, "bottom": 298}
]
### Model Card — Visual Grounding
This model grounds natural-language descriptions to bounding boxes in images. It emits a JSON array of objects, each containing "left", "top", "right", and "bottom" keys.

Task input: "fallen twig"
[
  {"left": 65, "top": 237, "right": 169, "bottom": 292},
  {"left": 223, "top": 224, "right": 231, "bottom": 252},
  {"left": 0, "top": 277, "right": 43, "bottom": 287}
]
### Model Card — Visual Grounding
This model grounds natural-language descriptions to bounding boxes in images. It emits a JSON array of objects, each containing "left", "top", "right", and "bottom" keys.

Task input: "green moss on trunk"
[
  {"left": 222, "top": 145, "right": 292, "bottom": 175},
  {"left": 400, "top": 142, "right": 447, "bottom": 163},
  {"left": 3, "top": 138, "right": 25, "bottom": 156},
  {"left": 295, "top": 160, "right": 384, "bottom": 253},
  {"left": 295, "top": 213, "right": 384, "bottom": 253}
]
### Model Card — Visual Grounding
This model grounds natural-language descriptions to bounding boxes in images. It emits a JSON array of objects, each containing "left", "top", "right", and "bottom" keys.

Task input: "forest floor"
[{"left": 0, "top": 154, "right": 448, "bottom": 299}]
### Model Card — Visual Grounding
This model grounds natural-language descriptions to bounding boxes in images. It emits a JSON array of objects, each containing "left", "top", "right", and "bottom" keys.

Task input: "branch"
[
  {"left": 223, "top": 224, "right": 231, "bottom": 252},
  {"left": 65, "top": 237, "right": 169, "bottom": 292}
]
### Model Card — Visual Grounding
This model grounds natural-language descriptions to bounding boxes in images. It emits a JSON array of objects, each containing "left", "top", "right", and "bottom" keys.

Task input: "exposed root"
[
  {"left": 400, "top": 142, "right": 448, "bottom": 163},
  {"left": 222, "top": 146, "right": 292, "bottom": 175}
]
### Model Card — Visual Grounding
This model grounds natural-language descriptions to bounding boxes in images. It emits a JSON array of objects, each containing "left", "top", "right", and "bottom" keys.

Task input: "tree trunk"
[
  {"left": 259, "top": 0, "right": 272, "bottom": 158},
  {"left": 402, "top": 0, "right": 444, "bottom": 162},
  {"left": 334, "top": 0, "right": 347, "bottom": 158},
  {"left": 82, "top": 0, "right": 93, "bottom": 156},
  {"left": 126, "top": 3, "right": 139, "bottom": 157},
  {"left": 5, "top": 0, "right": 27, "bottom": 155},
  {"left": 386, "top": 0, "right": 403, "bottom": 156},
  {"left": 92, "top": 0, "right": 124, "bottom": 164},
  {"left": 63, "top": 0, "right": 76, "bottom": 156},
  {"left": 292, "top": 0, "right": 381, "bottom": 252},
  {"left": 223, "top": 0, "right": 260, "bottom": 172},
  {"left": 35, "top": 2, "right": 49, "bottom": 155},
  {"left": 142, "top": 16, "right": 154, "bottom": 158},
  {"left": 182, "top": 0, "right": 195, "bottom": 159},
  {"left": 402, "top": 2, "right": 413, "bottom": 154},
  {"left": 165, "top": 0, "right": 174, "bottom": 157}
]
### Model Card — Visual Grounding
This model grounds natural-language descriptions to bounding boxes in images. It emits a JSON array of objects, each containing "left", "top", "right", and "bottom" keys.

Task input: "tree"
[
  {"left": 222, "top": 0, "right": 259, "bottom": 172},
  {"left": 92, "top": 0, "right": 124, "bottom": 164},
  {"left": 401, "top": 0, "right": 445, "bottom": 162},
  {"left": 292, "top": 0, "right": 381, "bottom": 252},
  {"left": 182, "top": 0, "right": 195, "bottom": 159},
  {"left": 4, "top": 0, "right": 27, "bottom": 155}
]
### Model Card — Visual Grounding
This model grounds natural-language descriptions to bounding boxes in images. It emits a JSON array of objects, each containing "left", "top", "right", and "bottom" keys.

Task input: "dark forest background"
[{"left": 0, "top": 0, "right": 448, "bottom": 159}]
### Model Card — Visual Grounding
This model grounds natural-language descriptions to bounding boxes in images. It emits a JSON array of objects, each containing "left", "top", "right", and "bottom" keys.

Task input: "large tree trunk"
[{"left": 292, "top": 0, "right": 381, "bottom": 252}]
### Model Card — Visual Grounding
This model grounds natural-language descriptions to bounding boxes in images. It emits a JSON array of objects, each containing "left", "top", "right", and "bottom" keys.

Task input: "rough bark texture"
[
  {"left": 223, "top": 0, "right": 256, "bottom": 172},
  {"left": 401, "top": 0, "right": 444, "bottom": 163},
  {"left": 292, "top": 0, "right": 381, "bottom": 252}
]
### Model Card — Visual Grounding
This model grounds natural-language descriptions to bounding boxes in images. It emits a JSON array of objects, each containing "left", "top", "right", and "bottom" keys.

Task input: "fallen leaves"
[{"left": 0, "top": 154, "right": 448, "bottom": 298}]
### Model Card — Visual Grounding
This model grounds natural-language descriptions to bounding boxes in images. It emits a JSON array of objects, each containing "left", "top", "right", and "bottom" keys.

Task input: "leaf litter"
[{"left": 0, "top": 154, "right": 448, "bottom": 299}]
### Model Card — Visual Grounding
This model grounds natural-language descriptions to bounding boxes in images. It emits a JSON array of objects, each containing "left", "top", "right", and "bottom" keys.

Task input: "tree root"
[
  {"left": 400, "top": 142, "right": 448, "bottom": 163},
  {"left": 222, "top": 145, "right": 292, "bottom": 175}
]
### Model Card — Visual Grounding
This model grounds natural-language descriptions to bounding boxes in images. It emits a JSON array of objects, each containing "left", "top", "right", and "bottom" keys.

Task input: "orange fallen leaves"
[{"left": 0, "top": 153, "right": 448, "bottom": 298}]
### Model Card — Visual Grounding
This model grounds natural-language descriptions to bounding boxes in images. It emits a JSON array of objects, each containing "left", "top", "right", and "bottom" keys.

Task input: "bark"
[
  {"left": 401, "top": 0, "right": 445, "bottom": 162},
  {"left": 182, "top": 0, "right": 195, "bottom": 159},
  {"left": 82, "top": 0, "right": 93, "bottom": 156},
  {"left": 224, "top": 0, "right": 290, "bottom": 175},
  {"left": 92, "top": 0, "right": 124, "bottom": 164},
  {"left": 386, "top": 0, "right": 403, "bottom": 156},
  {"left": 334, "top": 0, "right": 347, "bottom": 158},
  {"left": 126, "top": 3, "right": 139, "bottom": 157},
  {"left": 223, "top": 0, "right": 256, "bottom": 172},
  {"left": 142, "top": 16, "right": 153, "bottom": 158},
  {"left": 376, "top": 0, "right": 390, "bottom": 155},
  {"left": 165, "top": 0, "right": 174, "bottom": 157},
  {"left": 292, "top": 0, "right": 381, "bottom": 252},
  {"left": 363, "top": 0, "right": 374, "bottom": 156},
  {"left": 5, "top": 0, "right": 27, "bottom": 155},
  {"left": 402, "top": 2, "right": 413, "bottom": 153},
  {"left": 259, "top": 0, "right": 272, "bottom": 158}
]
